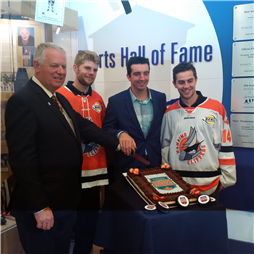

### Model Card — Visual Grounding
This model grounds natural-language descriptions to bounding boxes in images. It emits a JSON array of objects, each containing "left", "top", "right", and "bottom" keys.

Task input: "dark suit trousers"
[
  {"left": 16, "top": 212, "right": 76, "bottom": 254},
  {"left": 73, "top": 187, "right": 100, "bottom": 254}
]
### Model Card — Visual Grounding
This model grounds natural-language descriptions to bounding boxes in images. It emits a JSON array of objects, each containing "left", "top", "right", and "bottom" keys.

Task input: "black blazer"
[
  {"left": 5, "top": 79, "right": 118, "bottom": 217},
  {"left": 103, "top": 88, "right": 166, "bottom": 180}
]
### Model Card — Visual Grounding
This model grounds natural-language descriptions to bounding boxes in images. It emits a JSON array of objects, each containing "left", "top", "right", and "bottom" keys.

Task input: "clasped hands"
[{"left": 119, "top": 132, "right": 136, "bottom": 156}]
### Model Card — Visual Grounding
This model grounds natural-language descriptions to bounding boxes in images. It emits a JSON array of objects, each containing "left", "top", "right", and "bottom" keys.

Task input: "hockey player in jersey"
[
  {"left": 57, "top": 50, "right": 107, "bottom": 254},
  {"left": 161, "top": 62, "right": 236, "bottom": 198}
]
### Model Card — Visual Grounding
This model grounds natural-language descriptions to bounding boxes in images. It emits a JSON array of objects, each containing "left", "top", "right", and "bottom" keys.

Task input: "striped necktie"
[{"left": 51, "top": 95, "right": 64, "bottom": 114}]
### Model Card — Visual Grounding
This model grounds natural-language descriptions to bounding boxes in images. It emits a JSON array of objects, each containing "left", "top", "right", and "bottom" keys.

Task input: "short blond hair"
[{"left": 74, "top": 50, "right": 100, "bottom": 67}]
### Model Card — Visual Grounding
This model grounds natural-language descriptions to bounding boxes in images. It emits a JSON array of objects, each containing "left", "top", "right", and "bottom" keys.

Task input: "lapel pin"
[{"left": 48, "top": 102, "right": 51, "bottom": 105}]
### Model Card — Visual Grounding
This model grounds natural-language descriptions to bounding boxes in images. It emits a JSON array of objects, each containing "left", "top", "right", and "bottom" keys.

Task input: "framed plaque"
[
  {"left": 231, "top": 114, "right": 254, "bottom": 148},
  {"left": 232, "top": 41, "right": 254, "bottom": 77},
  {"left": 35, "top": 0, "right": 65, "bottom": 26},
  {"left": 231, "top": 78, "right": 254, "bottom": 112},
  {"left": 233, "top": 3, "right": 254, "bottom": 41}
]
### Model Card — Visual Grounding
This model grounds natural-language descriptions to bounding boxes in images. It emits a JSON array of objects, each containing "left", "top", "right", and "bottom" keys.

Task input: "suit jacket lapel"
[
  {"left": 57, "top": 93, "right": 81, "bottom": 141},
  {"left": 29, "top": 81, "right": 78, "bottom": 140}
]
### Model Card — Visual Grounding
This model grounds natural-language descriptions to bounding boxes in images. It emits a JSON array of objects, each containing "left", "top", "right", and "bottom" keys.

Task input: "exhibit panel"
[
  {"left": 68, "top": 1, "right": 253, "bottom": 251},
  {"left": 0, "top": 0, "right": 253, "bottom": 253},
  {"left": 204, "top": 1, "right": 254, "bottom": 250},
  {"left": 0, "top": 2, "right": 79, "bottom": 253}
]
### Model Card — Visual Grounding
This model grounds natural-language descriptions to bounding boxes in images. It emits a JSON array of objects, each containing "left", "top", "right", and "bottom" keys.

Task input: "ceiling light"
[{"left": 56, "top": 26, "right": 61, "bottom": 34}]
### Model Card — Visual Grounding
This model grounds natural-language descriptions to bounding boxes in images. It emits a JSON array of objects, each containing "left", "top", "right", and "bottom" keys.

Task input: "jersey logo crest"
[
  {"left": 176, "top": 126, "right": 206, "bottom": 165},
  {"left": 81, "top": 142, "right": 101, "bottom": 157},
  {"left": 202, "top": 115, "right": 216, "bottom": 124},
  {"left": 92, "top": 102, "right": 102, "bottom": 113}
]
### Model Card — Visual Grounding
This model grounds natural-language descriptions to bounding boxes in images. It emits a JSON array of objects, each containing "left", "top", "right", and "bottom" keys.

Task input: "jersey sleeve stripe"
[
  {"left": 220, "top": 146, "right": 234, "bottom": 152},
  {"left": 219, "top": 158, "right": 236, "bottom": 165},
  {"left": 190, "top": 177, "right": 220, "bottom": 192}
]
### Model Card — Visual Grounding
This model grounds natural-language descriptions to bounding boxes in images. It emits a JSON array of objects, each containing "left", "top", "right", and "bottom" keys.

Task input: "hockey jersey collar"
[
  {"left": 179, "top": 91, "right": 207, "bottom": 107},
  {"left": 66, "top": 81, "right": 92, "bottom": 96}
]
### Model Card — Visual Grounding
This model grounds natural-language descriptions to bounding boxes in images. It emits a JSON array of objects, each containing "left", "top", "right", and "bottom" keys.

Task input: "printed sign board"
[
  {"left": 231, "top": 78, "right": 254, "bottom": 113},
  {"left": 232, "top": 41, "right": 254, "bottom": 77},
  {"left": 231, "top": 114, "right": 254, "bottom": 148},
  {"left": 35, "top": 0, "right": 65, "bottom": 27},
  {"left": 233, "top": 3, "right": 254, "bottom": 41}
]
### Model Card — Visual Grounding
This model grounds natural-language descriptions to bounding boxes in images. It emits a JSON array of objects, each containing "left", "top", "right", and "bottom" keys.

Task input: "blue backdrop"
[{"left": 204, "top": 0, "right": 254, "bottom": 211}]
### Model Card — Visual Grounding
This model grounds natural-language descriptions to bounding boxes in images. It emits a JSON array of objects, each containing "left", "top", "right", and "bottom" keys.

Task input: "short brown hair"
[
  {"left": 74, "top": 50, "right": 100, "bottom": 67},
  {"left": 173, "top": 62, "right": 197, "bottom": 83}
]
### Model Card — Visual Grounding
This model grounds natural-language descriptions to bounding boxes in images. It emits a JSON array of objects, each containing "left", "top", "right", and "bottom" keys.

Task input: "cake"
[{"left": 127, "top": 165, "right": 199, "bottom": 206}]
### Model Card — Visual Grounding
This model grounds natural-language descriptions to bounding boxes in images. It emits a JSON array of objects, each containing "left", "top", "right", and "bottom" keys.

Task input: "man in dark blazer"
[
  {"left": 103, "top": 56, "right": 166, "bottom": 182},
  {"left": 5, "top": 42, "right": 119, "bottom": 254}
]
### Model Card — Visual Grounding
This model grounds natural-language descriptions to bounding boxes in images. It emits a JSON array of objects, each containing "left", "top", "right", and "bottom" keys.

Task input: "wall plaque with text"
[
  {"left": 230, "top": 114, "right": 254, "bottom": 148},
  {"left": 231, "top": 78, "right": 254, "bottom": 112},
  {"left": 233, "top": 3, "right": 254, "bottom": 41},
  {"left": 35, "top": 0, "right": 65, "bottom": 26},
  {"left": 232, "top": 41, "right": 254, "bottom": 77}
]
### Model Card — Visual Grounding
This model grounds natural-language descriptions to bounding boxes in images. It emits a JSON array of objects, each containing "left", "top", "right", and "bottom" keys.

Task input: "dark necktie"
[{"left": 51, "top": 95, "right": 64, "bottom": 114}]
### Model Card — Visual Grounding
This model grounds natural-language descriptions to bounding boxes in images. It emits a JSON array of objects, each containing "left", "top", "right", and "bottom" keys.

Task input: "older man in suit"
[
  {"left": 103, "top": 56, "right": 166, "bottom": 182},
  {"left": 5, "top": 42, "right": 119, "bottom": 254}
]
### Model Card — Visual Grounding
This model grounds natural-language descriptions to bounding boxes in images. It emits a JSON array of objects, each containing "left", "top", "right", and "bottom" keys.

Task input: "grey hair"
[{"left": 34, "top": 42, "right": 66, "bottom": 65}]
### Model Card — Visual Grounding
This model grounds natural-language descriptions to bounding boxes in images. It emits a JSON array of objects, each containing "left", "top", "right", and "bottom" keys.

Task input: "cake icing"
[
  {"left": 127, "top": 166, "right": 198, "bottom": 206},
  {"left": 144, "top": 173, "right": 183, "bottom": 194}
]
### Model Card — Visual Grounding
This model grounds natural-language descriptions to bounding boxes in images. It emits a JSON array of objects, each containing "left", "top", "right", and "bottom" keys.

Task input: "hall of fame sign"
[
  {"left": 231, "top": 78, "right": 254, "bottom": 112},
  {"left": 231, "top": 114, "right": 254, "bottom": 148}
]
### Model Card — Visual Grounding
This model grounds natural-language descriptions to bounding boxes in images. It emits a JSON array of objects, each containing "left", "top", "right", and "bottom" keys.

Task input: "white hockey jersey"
[{"left": 161, "top": 92, "right": 236, "bottom": 195}]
